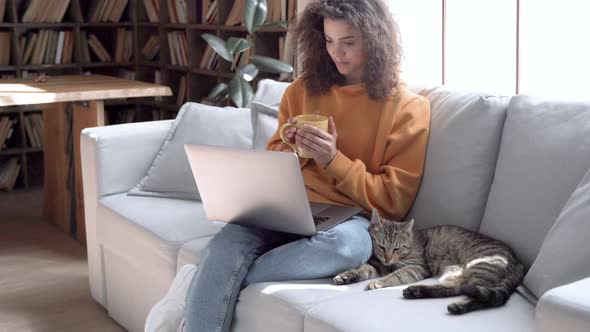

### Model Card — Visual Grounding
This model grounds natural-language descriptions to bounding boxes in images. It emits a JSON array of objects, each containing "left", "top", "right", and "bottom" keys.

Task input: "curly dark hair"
[{"left": 292, "top": 0, "right": 402, "bottom": 100}]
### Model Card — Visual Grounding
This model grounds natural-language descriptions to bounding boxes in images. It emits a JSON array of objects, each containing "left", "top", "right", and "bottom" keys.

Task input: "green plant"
[{"left": 202, "top": 0, "right": 293, "bottom": 107}]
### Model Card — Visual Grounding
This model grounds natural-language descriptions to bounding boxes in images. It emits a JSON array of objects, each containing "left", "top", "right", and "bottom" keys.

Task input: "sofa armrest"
[
  {"left": 81, "top": 120, "right": 173, "bottom": 198},
  {"left": 536, "top": 276, "right": 590, "bottom": 332},
  {"left": 80, "top": 120, "right": 172, "bottom": 306}
]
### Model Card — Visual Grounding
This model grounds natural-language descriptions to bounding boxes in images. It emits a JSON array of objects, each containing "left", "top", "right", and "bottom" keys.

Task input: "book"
[
  {"left": 142, "top": 35, "right": 160, "bottom": 60},
  {"left": 88, "top": 34, "right": 112, "bottom": 62},
  {"left": 0, "top": 117, "right": 12, "bottom": 149},
  {"left": 225, "top": 0, "right": 244, "bottom": 26},
  {"left": 110, "top": 0, "right": 129, "bottom": 22},
  {"left": 204, "top": 0, "right": 217, "bottom": 24},
  {"left": 143, "top": 0, "right": 160, "bottom": 22},
  {"left": 176, "top": 0, "right": 187, "bottom": 24},
  {"left": 0, "top": 157, "right": 21, "bottom": 191},
  {"left": 62, "top": 31, "right": 73, "bottom": 64},
  {"left": 167, "top": 0, "right": 178, "bottom": 23},
  {"left": 80, "top": 31, "right": 91, "bottom": 63},
  {"left": 22, "top": 0, "right": 71, "bottom": 23},
  {"left": 176, "top": 76, "right": 186, "bottom": 106},
  {"left": 167, "top": 31, "right": 188, "bottom": 66},
  {"left": 114, "top": 28, "right": 132, "bottom": 62}
]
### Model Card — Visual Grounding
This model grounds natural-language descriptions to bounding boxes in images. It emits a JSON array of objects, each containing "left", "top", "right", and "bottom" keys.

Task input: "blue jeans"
[{"left": 184, "top": 215, "right": 371, "bottom": 332}]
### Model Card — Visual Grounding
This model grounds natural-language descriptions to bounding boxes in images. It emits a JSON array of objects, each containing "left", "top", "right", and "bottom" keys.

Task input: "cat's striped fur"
[{"left": 333, "top": 210, "right": 525, "bottom": 314}]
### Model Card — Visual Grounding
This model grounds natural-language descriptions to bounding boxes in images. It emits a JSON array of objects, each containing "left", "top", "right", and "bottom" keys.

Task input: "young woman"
[{"left": 183, "top": 0, "right": 431, "bottom": 330}]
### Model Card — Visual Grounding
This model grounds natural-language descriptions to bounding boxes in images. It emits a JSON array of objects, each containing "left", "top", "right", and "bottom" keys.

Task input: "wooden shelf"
[
  {"left": 190, "top": 68, "right": 234, "bottom": 79},
  {"left": 0, "top": 107, "right": 44, "bottom": 191},
  {"left": 80, "top": 22, "right": 133, "bottom": 28},
  {"left": 13, "top": 23, "right": 77, "bottom": 28},
  {"left": 0, "top": 185, "right": 43, "bottom": 195},
  {"left": 137, "top": 22, "right": 160, "bottom": 27},
  {"left": 0, "top": 147, "right": 43, "bottom": 155},
  {"left": 216, "top": 25, "right": 289, "bottom": 33},
  {"left": 21, "top": 64, "right": 79, "bottom": 70},
  {"left": 1, "top": 0, "right": 297, "bottom": 192},
  {"left": 80, "top": 62, "right": 135, "bottom": 68},
  {"left": 163, "top": 64, "right": 189, "bottom": 72}
]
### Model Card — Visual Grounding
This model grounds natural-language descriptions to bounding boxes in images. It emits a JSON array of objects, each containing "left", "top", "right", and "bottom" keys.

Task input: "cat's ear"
[
  {"left": 370, "top": 209, "right": 382, "bottom": 225},
  {"left": 401, "top": 219, "right": 415, "bottom": 232}
]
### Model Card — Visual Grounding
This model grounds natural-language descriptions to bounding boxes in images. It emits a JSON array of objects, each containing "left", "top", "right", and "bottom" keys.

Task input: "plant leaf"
[
  {"left": 244, "top": 0, "right": 268, "bottom": 34},
  {"left": 201, "top": 33, "right": 233, "bottom": 62},
  {"left": 236, "top": 64, "right": 259, "bottom": 82},
  {"left": 250, "top": 55, "right": 293, "bottom": 73},
  {"left": 208, "top": 83, "right": 229, "bottom": 102},
  {"left": 226, "top": 37, "right": 253, "bottom": 56},
  {"left": 229, "top": 76, "right": 254, "bottom": 108},
  {"left": 255, "top": 21, "right": 288, "bottom": 29}
]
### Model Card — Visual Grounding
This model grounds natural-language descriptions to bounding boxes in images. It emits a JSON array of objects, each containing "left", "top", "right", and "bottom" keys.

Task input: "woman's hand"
[
  {"left": 295, "top": 116, "right": 338, "bottom": 168},
  {"left": 282, "top": 117, "right": 298, "bottom": 144}
]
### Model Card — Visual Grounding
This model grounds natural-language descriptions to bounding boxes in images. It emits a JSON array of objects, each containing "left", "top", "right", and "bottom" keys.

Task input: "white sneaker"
[{"left": 145, "top": 264, "right": 198, "bottom": 332}]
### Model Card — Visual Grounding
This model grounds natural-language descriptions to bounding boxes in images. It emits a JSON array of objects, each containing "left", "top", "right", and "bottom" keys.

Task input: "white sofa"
[{"left": 81, "top": 80, "right": 590, "bottom": 332}]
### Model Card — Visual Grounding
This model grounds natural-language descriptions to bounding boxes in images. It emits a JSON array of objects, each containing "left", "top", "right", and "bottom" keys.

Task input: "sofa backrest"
[
  {"left": 479, "top": 95, "right": 590, "bottom": 267},
  {"left": 407, "top": 85, "right": 509, "bottom": 232}
]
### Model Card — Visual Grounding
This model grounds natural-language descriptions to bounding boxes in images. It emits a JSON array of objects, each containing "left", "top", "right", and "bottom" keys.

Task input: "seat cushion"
[
  {"left": 407, "top": 85, "right": 509, "bottom": 231},
  {"left": 480, "top": 96, "right": 590, "bottom": 267},
  {"left": 232, "top": 279, "right": 372, "bottom": 332},
  {"left": 304, "top": 280, "right": 535, "bottom": 332},
  {"left": 98, "top": 193, "right": 224, "bottom": 275},
  {"left": 524, "top": 167, "right": 590, "bottom": 298},
  {"left": 176, "top": 236, "right": 214, "bottom": 272}
]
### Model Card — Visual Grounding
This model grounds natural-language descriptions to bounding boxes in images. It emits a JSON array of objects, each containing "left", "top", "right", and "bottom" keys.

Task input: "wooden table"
[{"left": 0, "top": 75, "right": 172, "bottom": 244}]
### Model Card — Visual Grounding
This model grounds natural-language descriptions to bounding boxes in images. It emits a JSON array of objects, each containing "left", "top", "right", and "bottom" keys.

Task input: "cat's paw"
[
  {"left": 447, "top": 302, "right": 468, "bottom": 315},
  {"left": 333, "top": 271, "right": 358, "bottom": 285},
  {"left": 366, "top": 280, "right": 386, "bottom": 290},
  {"left": 402, "top": 286, "right": 424, "bottom": 299}
]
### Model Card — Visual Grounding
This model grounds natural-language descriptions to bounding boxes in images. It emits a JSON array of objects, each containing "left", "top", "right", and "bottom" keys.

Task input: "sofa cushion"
[
  {"left": 252, "top": 79, "right": 290, "bottom": 106},
  {"left": 524, "top": 167, "right": 590, "bottom": 298},
  {"left": 128, "top": 102, "right": 253, "bottom": 200},
  {"left": 98, "top": 193, "right": 224, "bottom": 275},
  {"left": 407, "top": 86, "right": 509, "bottom": 231},
  {"left": 251, "top": 101, "right": 279, "bottom": 150},
  {"left": 480, "top": 96, "right": 590, "bottom": 267},
  {"left": 176, "top": 237, "right": 214, "bottom": 272},
  {"left": 304, "top": 282, "right": 535, "bottom": 332},
  {"left": 233, "top": 279, "right": 373, "bottom": 332}
]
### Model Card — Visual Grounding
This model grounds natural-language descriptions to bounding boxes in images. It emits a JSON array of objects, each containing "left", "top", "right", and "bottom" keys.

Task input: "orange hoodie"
[{"left": 267, "top": 78, "right": 430, "bottom": 221}]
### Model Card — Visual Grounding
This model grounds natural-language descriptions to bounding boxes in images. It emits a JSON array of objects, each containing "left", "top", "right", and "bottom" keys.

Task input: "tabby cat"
[{"left": 333, "top": 210, "right": 525, "bottom": 314}]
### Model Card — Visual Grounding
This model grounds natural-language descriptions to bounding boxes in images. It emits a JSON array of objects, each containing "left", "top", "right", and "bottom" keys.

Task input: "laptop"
[{"left": 184, "top": 144, "right": 362, "bottom": 236}]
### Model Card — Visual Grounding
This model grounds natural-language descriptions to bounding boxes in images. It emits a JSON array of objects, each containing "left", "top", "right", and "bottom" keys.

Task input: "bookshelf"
[
  {"left": 0, "top": 0, "right": 297, "bottom": 192},
  {"left": 0, "top": 105, "right": 43, "bottom": 192},
  {"left": 135, "top": 0, "right": 297, "bottom": 119}
]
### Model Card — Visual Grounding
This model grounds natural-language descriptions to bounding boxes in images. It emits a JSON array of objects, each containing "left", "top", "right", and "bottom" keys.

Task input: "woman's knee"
[
  {"left": 207, "top": 224, "right": 262, "bottom": 254},
  {"left": 318, "top": 217, "right": 372, "bottom": 268}
]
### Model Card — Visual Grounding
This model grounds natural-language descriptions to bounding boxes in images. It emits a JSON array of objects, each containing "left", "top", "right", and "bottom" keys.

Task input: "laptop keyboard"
[{"left": 312, "top": 215, "right": 330, "bottom": 225}]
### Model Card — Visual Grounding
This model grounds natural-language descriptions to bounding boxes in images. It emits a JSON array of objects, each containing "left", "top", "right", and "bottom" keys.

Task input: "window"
[
  {"left": 445, "top": 0, "right": 516, "bottom": 95},
  {"left": 392, "top": 0, "right": 443, "bottom": 86},
  {"left": 388, "top": 0, "right": 590, "bottom": 99},
  {"left": 519, "top": 0, "right": 590, "bottom": 100}
]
